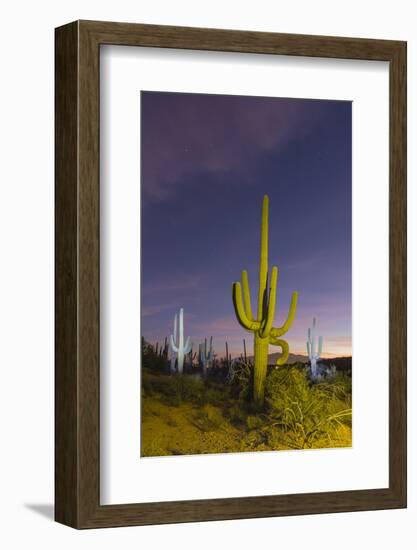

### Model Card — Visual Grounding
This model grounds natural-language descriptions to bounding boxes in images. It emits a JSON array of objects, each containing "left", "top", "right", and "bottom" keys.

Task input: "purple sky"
[{"left": 141, "top": 92, "right": 352, "bottom": 358}]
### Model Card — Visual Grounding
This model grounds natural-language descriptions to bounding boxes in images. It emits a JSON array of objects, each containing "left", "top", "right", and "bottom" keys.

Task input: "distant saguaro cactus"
[
  {"left": 169, "top": 315, "right": 177, "bottom": 373},
  {"left": 225, "top": 341, "right": 231, "bottom": 367},
  {"left": 199, "top": 337, "right": 214, "bottom": 376},
  {"left": 307, "top": 317, "right": 323, "bottom": 377},
  {"left": 162, "top": 337, "right": 169, "bottom": 360},
  {"left": 232, "top": 195, "right": 298, "bottom": 406},
  {"left": 187, "top": 346, "right": 197, "bottom": 369},
  {"left": 169, "top": 308, "right": 191, "bottom": 374}
]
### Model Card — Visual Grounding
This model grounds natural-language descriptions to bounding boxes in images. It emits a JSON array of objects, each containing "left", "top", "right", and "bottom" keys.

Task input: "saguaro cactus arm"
[
  {"left": 318, "top": 335, "right": 323, "bottom": 355},
  {"left": 241, "top": 270, "right": 254, "bottom": 321},
  {"left": 233, "top": 282, "right": 261, "bottom": 331},
  {"left": 270, "top": 291, "right": 298, "bottom": 338},
  {"left": 173, "top": 313, "right": 177, "bottom": 344},
  {"left": 184, "top": 337, "right": 191, "bottom": 354},
  {"left": 269, "top": 335, "right": 289, "bottom": 365},
  {"left": 170, "top": 334, "right": 179, "bottom": 353}
]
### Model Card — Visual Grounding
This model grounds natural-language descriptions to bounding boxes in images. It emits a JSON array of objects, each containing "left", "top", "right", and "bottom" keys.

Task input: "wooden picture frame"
[{"left": 55, "top": 20, "right": 407, "bottom": 529}]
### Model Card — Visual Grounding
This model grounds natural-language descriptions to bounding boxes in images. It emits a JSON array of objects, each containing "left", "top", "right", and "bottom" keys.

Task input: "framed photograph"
[{"left": 55, "top": 20, "right": 406, "bottom": 528}]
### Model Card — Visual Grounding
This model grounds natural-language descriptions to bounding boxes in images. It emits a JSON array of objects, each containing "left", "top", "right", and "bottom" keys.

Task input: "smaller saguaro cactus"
[
  {"left": 307, "top": 317, "right": 323, "bottom": 378},
  {"left": 169, "top": 308, "right": 191, "bottom": 374},
  {"left": 225, "top": 341, "right": 231, "bottom": 367},
  {"left": 199, "top": 337, "right": 214, "bottom": 376},
  {"left": 169, "top": 317, "right": 177, "bottom": 374},
  {"left": 187, "top": 347, "right": 197, "bottom": 369},
  {"left": 162, "top": 337, "right": 169, "bottom": 360}
]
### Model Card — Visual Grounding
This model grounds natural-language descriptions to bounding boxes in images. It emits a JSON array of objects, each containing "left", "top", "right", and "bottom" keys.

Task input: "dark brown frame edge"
[{"left": 55, "top": 20, "right": 407, "bottom": 529}]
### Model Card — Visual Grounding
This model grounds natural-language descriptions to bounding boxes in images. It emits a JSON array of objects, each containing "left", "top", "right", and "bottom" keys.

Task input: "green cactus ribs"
[{"left": 232, "top": 195, "right": 298, "bottom": 407}]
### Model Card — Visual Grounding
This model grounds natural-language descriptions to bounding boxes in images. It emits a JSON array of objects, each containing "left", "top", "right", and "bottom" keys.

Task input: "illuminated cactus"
[
  {"left": 232, "top": 195, "right": 298, "bottom": 406},
  {"left": 199, "top": 336, "right": 213, "bottom": 376},
  {"left": 169, "top": 308, "right": 191, "bottom": 374},
  {"left": 307, "top": 317, "right": 323, "bottom": 378}
]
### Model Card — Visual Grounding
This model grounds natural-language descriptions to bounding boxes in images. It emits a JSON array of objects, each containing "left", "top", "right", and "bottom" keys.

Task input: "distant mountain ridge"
[
  {"left": 246, "top": 352, "right": 352, "bottom": 367},
  {"left": 270, "top": 352, "right": 309, "bottom": 364},
  {"left": 245, "top": 352, "right": 308, "bottom": 364}
]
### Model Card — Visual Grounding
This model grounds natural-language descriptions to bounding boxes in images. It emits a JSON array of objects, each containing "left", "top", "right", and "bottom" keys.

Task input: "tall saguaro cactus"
[
  {"left": 169, "top": 308, "right": 191, "bottom": 374},
  {"left": 307, "top": 317, "right": 323, "bottom": 378},
  {"left": 232, "top": 195, "right": 298, "bottom": 406}
]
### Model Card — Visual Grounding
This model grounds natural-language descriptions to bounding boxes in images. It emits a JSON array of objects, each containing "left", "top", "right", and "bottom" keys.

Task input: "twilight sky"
[{"left": 141, "top": 91, "right": 352, "bottom": 358}]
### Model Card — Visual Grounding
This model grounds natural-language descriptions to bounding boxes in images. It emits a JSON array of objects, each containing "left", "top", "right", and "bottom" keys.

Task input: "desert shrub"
[
  {"left": 142, "top": 372, "right": 205, "bottom": 406},
  {"left": 315, "top": 376, "right": 352, "bottom": 409},
  {"left": 227, "top": 403, "right": 247, "bottom": 427},
  {"left": 191, "top": 404, "right": 225, "bottom": 432},
  {"left": 203, "top": 387, "right": 226, "bottom": 406},
  {"left": 142, "top": 367, "right": 234, "bottom": 408},
  {"left": 174, "top": 377, "right": 205, "bottom": 403},
  {"left": 244, "top": 429, "right": 269, "bottom": 450},
  {"left": 246, "top": 415, "right": 264, "bottom": 431},
  {"left": 228, "top": 360, "right": 253, "bottom": 402},
  {"left": 142, "top": 339, "right": 168, "bottom": 372},
  {"left": 265, "top": 366, "right": 352, "bottom": 449},
  {"left": 207, "top": 363, "right": 230, "bottom": 383},
  {"left": 327, "top": 371, "right": 352, "bottom": 398},
  {"left": 141, "top": 371, "right": 155, "bottom": 397}
]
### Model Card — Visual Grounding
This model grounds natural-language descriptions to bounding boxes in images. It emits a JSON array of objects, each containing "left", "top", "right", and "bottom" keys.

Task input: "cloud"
[
  {"left": 141, "top": 302, "right": 179, "bottom": 317},
  {"left": 142, "top": 274, "right": 201, "bottom": 296},
  {"left": 141, "top": 92, "right": 328, "bottom": 202}
]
